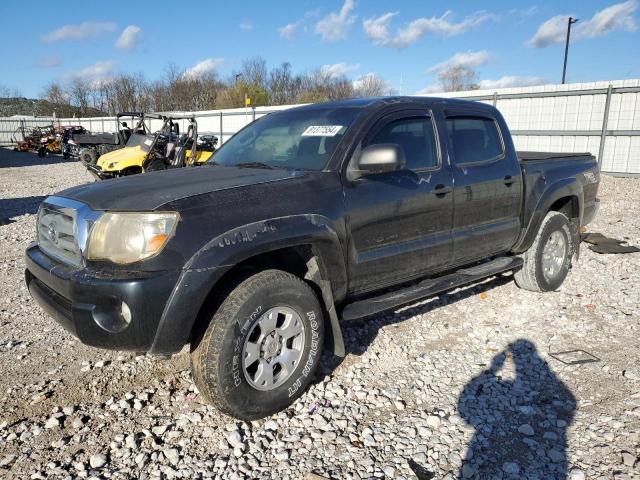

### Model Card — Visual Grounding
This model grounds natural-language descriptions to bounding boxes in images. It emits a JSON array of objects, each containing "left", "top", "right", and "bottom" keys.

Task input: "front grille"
[{"left": 37, "top": 202, "right": 81, "bottom": 266}]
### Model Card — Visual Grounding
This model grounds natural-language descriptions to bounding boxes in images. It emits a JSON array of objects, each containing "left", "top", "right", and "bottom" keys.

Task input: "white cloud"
[
  {"left": 528, "top": 1, "right": 638, "bottom": 47},
  {"left": 39, "top": 56, "right": 61, "bottom": 68},
  {"left": 43, "top": 21, "right": 116, "bottom": 43},
  {"left": 478, "top": 75, "right": 547, "bottom": 89},
  {"left": 239, "top": 20, "right": 253, "bottom": 31},
  {"left": 363, "top": 12, "right": 398, "bottom": 44},
  {"left": 315, "top": 0, "right": 356, "bottom": 42},
  {"left": 428, "top": 51, "right": 490, "bottom": 73},
  {"left": 364, "top": 10, "right": 495, "bottom": 49},
  {"left": 63, "top": 61, "right": 115, "bottom": 87},
  {"left": 321, "top": 62, "right": 360, "bottom": 78},
  {"left": 527, "top": 14, "right": 572, "bottom": 47},
  {"left": 279, "top": 22, "right": 299, "bottom": 39},
  {"left": 414, "top": 84, "right": 442, "bottom": 95},
  {"left": 182, "top": 58, "right": 224, "bottom": 79},
  {"left": 115, "top": 25, "right": 141, "bottom": 50},
  {"left": 116, "top": 25, "right": 141, "bottom": 50}
]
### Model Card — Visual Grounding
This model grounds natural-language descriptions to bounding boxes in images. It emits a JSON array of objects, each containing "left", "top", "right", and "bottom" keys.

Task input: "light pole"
[{"left": 562, "top": 17, "right": 579, "bottom": 84}]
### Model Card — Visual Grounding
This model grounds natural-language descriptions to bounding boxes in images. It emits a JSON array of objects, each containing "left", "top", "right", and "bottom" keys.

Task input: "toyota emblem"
[{"left": 47, "top": 222, "right": 58, "bottom": 244}]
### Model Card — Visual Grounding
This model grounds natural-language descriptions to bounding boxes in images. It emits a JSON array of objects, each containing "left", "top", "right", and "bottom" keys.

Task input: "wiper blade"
[{"left": 234, "top": 162, "right": 276, "bottom": 170}]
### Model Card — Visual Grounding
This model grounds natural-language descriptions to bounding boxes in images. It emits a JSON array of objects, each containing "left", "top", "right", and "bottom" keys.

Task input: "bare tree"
[
  {"left": 36, "top": 57, "right": 395, "bottom": 115},
  {"left": 268, "top": 62, "right": 302, "bottom": 106},
  {"left": 354, "top": 73, "right": 389, "bottom": 97},
  {"left": 42, "top": 82, "right": 68, "bottom": 105},
  {"left": 70, "top": 78, "right": 91, "bottom": 115},
  {"left": 437, "top": 66, "right": 479, "bottom": 92}
]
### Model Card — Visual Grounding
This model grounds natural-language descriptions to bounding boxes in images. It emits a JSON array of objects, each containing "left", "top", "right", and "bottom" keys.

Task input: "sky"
[{"left": 0, "top": 0, "right": 638, "bottom": 98}]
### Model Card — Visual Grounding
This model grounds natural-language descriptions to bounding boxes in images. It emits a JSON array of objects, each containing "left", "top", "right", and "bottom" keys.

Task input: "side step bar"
[{"left": 341, "top": 256, "right": 523, "bottom": 321}]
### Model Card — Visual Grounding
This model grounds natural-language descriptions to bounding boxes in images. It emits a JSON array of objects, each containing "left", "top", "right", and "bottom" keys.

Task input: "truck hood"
[{"left": 58, "top": 166, "right": 303, "bottom": 211}]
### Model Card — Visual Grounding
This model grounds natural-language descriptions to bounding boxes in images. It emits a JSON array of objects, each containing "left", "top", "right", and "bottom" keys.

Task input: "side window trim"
[
  {"left": 446, "top": 114, "right": 506, "bottom": 167},
  {"left": 362, "top": 110, "right": 442, "bottom": 172}
]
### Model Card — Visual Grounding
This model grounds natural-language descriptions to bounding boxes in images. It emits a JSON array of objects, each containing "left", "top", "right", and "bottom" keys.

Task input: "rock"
[
  {"left": 0, "top": 455, "right": 16, "bottom": 467},
  {"left": 264, "top": 420, "right": 279, "bottom": 431},
  {"left": 44, "top": 417, "right": 60, "bottom": 429},
  {"left": 502, "top": 462, "right": 520, "bottom": 475},
  {"left": 226, "top": 430, "right": 243, "bottom": 449},
  {"left": 89, "top": 453, "right": 107, "bottom": 469},
  {"left": 164, "top": 448, "right": 180, "bottom": 465},
  {"left": 548, "top": 449, "right": 564, "bottom": 463},
  {"left": 274, "top": 450, "right": 290, "bottom": 462},
  {"left": 71, "top": 417, "right": 85, "bottom": 429},
  {"left": 569, "top": 468, "right": 586, "bottom": 480},
  {"left": 518, "top": 424, "right": 535, "bottom": 436},
  {"left": 621, "top": 451, "right": 636, "bottom": 467},
  {"left": 461, "top": 463, "right": 476, "bottom": 478},
  {"left": 426, "top": 415, "right": 441, "bottom": 428}
]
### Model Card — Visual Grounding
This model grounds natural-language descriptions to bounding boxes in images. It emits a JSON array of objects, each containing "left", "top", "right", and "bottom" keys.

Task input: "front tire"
[
  {"left": 191, "top": 269, "right": 325, "bottom": 420},
  {"left": 514, "top": 211, "right": 574, "bottom": 292}
]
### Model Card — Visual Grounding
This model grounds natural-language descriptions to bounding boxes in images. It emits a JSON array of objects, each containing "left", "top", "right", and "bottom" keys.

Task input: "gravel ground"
[{"left": 0, "top": 148, "right": 639, "bottom": 480}]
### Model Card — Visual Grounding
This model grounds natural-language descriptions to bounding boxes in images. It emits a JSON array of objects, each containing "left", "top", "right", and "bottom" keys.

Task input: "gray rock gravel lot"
[{"left": 0, "top": 148, "right": 639, "bottom": 479}]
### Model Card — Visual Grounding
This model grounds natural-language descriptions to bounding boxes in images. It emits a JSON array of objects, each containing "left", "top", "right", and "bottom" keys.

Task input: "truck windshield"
[{"left": 210, "top": 107, "right": 362, "bottom": 170}]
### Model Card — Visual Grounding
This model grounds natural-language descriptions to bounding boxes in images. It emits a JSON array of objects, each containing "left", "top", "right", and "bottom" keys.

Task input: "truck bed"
[{"left": 517, "top": 151, "right": 592, "bottom": 161}]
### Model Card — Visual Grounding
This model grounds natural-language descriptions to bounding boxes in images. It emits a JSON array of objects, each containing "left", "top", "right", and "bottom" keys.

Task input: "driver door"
[{"left": 342, "top": 110, "right": 454, "bottom": 294}]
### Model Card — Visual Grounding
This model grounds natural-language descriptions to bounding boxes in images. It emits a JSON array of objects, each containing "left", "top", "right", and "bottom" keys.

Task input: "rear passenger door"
[
  {"left": 343, "top": 110, "right": 454, "bottom": 294},
  {"left": 445, "top": 111, "right": 522, "bottom": 264}
]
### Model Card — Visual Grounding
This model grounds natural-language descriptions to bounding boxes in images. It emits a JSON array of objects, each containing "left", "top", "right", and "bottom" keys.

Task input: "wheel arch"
[
  {"left": 150, "top": 215, "right": 347, "bottom": 356},
  {"left": 513, "top": 178, "right": 583, "bottom": 253}
]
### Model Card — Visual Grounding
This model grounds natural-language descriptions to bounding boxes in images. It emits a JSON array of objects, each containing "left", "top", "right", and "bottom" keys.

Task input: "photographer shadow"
[{"left": 457, "top": 339, "right": 576, "bottom": 479}]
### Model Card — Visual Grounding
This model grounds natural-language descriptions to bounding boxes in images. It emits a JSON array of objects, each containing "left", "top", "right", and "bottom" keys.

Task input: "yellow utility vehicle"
[{"left": 87, "top": 115, "right": 216, "bottom": 180}]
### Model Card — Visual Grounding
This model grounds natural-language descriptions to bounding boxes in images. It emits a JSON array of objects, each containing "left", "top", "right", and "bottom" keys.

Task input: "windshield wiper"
[{"left": 234, "top": 161, "right": 276, "bottom": 170}]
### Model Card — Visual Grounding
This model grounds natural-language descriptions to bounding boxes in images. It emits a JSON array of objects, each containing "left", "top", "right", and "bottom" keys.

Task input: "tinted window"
[
  {"left": 446, "top": 116, "right": 503, "bottom": 164},
  {"left": 367, "top": 117, "right": 438, "bottom": 170},
  {"left": 210, "top": 107, "right": 361, "bottom": 170}
]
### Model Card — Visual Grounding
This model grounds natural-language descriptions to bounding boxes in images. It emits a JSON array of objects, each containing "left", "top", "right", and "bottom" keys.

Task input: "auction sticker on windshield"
[{"left": 302, "top": 125, "right": 343, "bottom": 136}]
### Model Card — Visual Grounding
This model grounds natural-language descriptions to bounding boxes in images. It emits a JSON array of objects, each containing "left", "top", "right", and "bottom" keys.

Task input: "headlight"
[{"left": 86, "top": 212, "right": 179, "bottom": 264}]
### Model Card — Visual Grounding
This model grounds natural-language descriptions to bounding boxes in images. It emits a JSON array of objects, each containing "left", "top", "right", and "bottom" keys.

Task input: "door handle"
[
  {"left": 503, "top": 175, "right": 515, "bottom": 186},
  {"left": 434, "top": 184, "right": 452, "bottom": 196}
]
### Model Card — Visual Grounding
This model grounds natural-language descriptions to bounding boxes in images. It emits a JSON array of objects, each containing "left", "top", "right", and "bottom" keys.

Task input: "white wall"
[
  {"left": 2, "top": 80, "right": 638, "bottom": 175},
  {"left": 427, "top": 79, "right": 640, "bottom": 175}
]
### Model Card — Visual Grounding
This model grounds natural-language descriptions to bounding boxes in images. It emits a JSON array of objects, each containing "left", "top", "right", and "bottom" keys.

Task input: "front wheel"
[
  {"left": 514, "top": 211, "right": 574, "bottom": 292},
  {"left": 191, "top": 269, "right": 325, "bottom": 420}
]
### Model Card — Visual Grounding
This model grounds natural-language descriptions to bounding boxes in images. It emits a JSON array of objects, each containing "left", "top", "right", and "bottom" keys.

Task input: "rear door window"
[{"left": 446, "top": 116, "right": 504, "bottom": 165}]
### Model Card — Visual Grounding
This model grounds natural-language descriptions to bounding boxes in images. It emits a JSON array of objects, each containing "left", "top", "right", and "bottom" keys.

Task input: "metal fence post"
[
  {"left": 252, "top": 107, "right": 256, "bottom": 122},
  {"left": 597, "top": 84, "right": 613, "bottom": 171},
  {"left": 219, "top": 111, "right": 224, "bottom": 144},
  {"left": 492, "top": 92, "right": 498, "bottom": 107}
]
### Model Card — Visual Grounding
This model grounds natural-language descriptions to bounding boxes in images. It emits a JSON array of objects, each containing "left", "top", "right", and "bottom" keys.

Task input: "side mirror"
[{"left": 350, "top": 143, "right": 405, "bottom": 180}]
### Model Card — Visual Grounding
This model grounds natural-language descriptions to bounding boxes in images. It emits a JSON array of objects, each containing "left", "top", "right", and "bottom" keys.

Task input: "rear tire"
[
  {"left": 514, "top": 211, "right": 573, "bottom": 292},
  {"left": 191, "top": 269, "right": 325, "bottom": 420}
]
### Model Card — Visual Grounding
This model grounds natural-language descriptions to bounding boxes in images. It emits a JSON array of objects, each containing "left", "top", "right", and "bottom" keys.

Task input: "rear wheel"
[
  {"left": 191, "top": 269, "right": 325, "bottom": 420},
  {"left": 514, "top": 211, "right": 573, "bottom": 292}
]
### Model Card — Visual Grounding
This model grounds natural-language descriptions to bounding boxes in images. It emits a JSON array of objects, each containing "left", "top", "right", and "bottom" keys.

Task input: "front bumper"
[
  {"left": 85, "top": 163, "right": 115, "bottom": 180},
  {"left": 25, "top": 243, "right": 180, "bottom": 352}
]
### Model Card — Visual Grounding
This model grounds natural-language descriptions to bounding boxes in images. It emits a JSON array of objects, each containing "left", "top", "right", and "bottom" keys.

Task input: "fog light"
[{"left": 120, "top": 301, "right": 132, "bottom": 325}]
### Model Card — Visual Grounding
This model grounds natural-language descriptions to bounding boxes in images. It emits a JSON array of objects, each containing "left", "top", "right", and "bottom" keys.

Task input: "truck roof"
[{"left": 290, "top": 95, "right": 487, "bottom": 111}]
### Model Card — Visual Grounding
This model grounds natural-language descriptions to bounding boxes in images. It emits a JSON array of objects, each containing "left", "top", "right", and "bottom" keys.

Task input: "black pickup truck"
[{"left": 25, "top": 97, "right": 600, "bottom": 419}]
